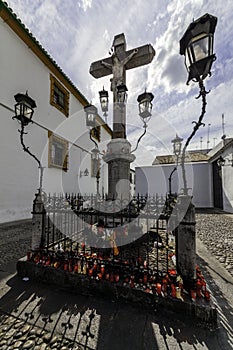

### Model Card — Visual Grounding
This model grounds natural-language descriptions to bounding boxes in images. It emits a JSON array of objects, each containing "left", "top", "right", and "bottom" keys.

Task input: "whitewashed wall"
[
  {"left": 221, "top": 147, "right": 233, "bottom": 213},
  {"left": 0, "top": 18, "right": 110, "bottom": 222},
  {"left": 135, "top": 162, "right": 212, "bottom": 208}
]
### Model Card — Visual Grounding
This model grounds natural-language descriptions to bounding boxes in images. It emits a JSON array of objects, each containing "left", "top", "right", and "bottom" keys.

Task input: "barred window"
[
  {"left": 50, "top": 74, "right": 69, "bottom": 117},
  {"left": 48, "top": 132, "right": 69, "bottom": 171}
]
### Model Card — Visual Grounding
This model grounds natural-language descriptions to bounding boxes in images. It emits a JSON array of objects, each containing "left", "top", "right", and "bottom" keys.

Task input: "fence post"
[
  {"left": 175, "top": 195, "right": 196, "bottom": 289},
  {"left": 31, "top": 191, "right": 46, "bottom": 251}
]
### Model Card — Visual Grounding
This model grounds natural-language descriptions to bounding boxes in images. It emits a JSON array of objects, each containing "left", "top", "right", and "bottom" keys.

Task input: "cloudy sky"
[{"left": 6, "top": 0, "right": 233, "bottom": 167}]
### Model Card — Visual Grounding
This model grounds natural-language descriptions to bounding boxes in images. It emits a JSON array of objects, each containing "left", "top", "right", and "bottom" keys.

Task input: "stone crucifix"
[
  {"left": 101, "top": 49, "right": 138, "bottom": 93},
  {"left": 90, "top": 33, "right": 155, "bottom": 139},
  {"left": 89, "top": 33, "right": 155, "bottom": 199}
]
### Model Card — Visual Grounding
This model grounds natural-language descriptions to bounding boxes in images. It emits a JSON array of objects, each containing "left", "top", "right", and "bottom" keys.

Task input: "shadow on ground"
[{"left": 0, "top": 273, "right": 230, "bottom": 350}]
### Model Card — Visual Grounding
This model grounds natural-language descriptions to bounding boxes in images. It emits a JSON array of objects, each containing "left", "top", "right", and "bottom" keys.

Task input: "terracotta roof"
[{"left": 152, "top": 151, "right": 210, "bottom": 165}]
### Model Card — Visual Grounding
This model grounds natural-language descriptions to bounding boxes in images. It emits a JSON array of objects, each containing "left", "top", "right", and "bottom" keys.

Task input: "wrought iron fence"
[{"left": 38, "top": 193, "right": 177, "bottom": 275}]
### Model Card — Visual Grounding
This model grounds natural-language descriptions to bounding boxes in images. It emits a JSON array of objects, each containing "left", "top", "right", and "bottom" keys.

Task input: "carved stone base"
[{"left": 103, "top": 139, "right": 135, "bottom": 200}]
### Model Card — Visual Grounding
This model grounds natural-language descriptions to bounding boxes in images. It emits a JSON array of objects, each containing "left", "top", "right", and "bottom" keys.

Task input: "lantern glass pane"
[
  {"left": 24, "top": 104, "right": 33, "bottom": 119},
  {"left": 192, "top": 36, "right": 209, "bottom": 61},
  {"left": 100, "top": 97, "right": 108, "bottom": 110},
  {"left": 88, "top": 113, "right": 95, "bottom": 122},
  {"left": 86, "top": 112, "right": 96, "bottom": 128},
  {"left": 173, "top": 142, "right": 181, "bottom": 156},
  {"left": 185, "top": 48, "right": 192, "bottom": 69},
  {"left": 15, "top": 103, "right": 21, "bottom": 116},
  {"left": 139, "top": 100, "right": 152, "bottom": 116}
]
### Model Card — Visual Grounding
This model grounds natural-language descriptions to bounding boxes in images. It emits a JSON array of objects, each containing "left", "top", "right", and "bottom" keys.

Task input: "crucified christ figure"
[{"left": 101, "top": 49, "right": 138, "bottom": 91}]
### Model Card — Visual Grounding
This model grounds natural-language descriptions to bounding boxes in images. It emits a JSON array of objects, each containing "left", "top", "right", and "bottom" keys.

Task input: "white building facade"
[
  {"left": 0, "top": 2, "right": 112, "bottom": 223},
  {"left": 136, "top": 140, "right": 233, "bottom": 213},
  {"left": 208, "top": 139, "right": 233, "bottom": 213}
]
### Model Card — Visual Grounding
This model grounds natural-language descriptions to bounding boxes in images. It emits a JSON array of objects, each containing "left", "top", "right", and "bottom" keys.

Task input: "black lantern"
[
  {"left": 171, "top": 134, "right": 183, "bottom": 158},
  {"left": 180, "top": 13, "right": 217, "bottom": 84},
  {"left": 137, "top": 91, "right": 154, "bottom": 123},
  {"left": 99, "top": 87, "right": 109, "bottom": 115},
  {"left": 14, "top": 92, "right": 36, "bottom": 126},
  {"left": 117, "top": 83, "right": 128, "bottom": 104},
  {"left": 84, "top": 104, "right": 97, "bottom": 129},
  {"left": 217, "top": 156, "right": 225, "bottom": 168}
]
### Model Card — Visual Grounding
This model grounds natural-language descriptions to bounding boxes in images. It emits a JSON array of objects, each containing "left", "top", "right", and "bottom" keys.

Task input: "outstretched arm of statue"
[
  {"left": 122, "top": 48, "right": 138, "bottom": 65},
  {"left": 101, "top": 60, "right": 112, "bottom": 70}
]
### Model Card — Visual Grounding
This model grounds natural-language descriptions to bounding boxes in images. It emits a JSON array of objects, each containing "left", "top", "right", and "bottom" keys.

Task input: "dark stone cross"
[{"left": 90, "top": 33, "right": 155, "bottom": 139}]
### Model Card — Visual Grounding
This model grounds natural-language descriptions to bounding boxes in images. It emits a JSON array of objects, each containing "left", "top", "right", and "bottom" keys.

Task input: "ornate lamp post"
[
  {"left": 99, "top": 87, "right": 109, "bottom": 122},
  {"left": 14, "top": 92, "right": 36, "bottom": 125},
  {"left": 131, "top": 91, "right": 154, "bottom": 153},
  {"left": 13, "top": 92, "right": 46, "bottom": 251},
  {"left": 179, "top": 13, "right": 217, "bottom": 194},
  {"left": 168, "top": 134, "right": 183, "bottom": 195},
  {"left": 137, "top": 90, "right": 154, "bottom": 123},
  {"left": 84, "top": 103, "right": 97, "bottom": 128},
  {"left": 180, "top": 13, "right": 217, "bottom": 85},
  {"left": 84, "top": 103, "right": 100, "bottom": 150},
  {"left": 13, "top": 92, "right": 44, "bottom": 193},
  {"left": 175, "top": 13, "right": 217, "bottom": 290},
  {"left": 172, "top": 134, "right": 183, "bottom": 164},
  {"left": 91, "top": 148, "right": 101, "bottom": 196}
]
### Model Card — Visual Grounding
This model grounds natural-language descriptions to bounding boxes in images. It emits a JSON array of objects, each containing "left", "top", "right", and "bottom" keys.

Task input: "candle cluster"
[{"left": 27, "top": 250, "right": 210, "bottom": 302}]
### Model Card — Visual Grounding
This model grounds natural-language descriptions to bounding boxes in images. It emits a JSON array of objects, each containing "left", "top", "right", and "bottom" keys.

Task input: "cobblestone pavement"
[
  {"left": 0, "top": 212, "right": 232, "bottom": 349},
  {"left": 196, "top": 211, "right": 233, "bottom": 278},
  {"left": 0, "top": 273, "right": 232, "bottom": 350},
  {"left": 0, "top": 220, "right": 32, "bottom": 275}
]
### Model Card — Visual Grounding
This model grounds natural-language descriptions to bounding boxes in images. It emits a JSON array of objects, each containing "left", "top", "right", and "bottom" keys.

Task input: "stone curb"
[{"left": 17, "top": 259, "right": 218, "bottom": 327}]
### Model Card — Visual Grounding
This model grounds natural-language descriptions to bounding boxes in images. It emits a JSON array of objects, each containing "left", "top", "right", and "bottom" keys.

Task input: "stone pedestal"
[
  {"left": 103, "top": 139, "right": 135, "bottom": 200},
  {"left": 175, "top": 195, "right": 196, "bottom": 289},
  {"left": 31, "top": 191, "right": 46, "bottom": 251}
]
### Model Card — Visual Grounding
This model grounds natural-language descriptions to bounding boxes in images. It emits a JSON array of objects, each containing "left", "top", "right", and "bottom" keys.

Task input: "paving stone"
[
  {"left": 22, "top": 339, "right": 35, "bottom": 349},
  {"left": 21, "top": 325, "right": 31, "bottom": 335},
  {"left": 13, "top": 331, "right": 23, "bottom": 339},
  {"left": 13, "top": 340, "right": 23, "bottom": 348},
  {"left": 34, "top": 346, "right": 43, "bottom": 350},
  {"left": 14, "top": 321, "right": 24, "bottom": 329},
  {"left": 28, "top": 334, "right": 36, "bottom": 340},
  {"left": 0, "top": 339, "right": 7, "bottom": 346},
  {"left": 51, "top": 342, "right": 59, "bottom": 349},
  {"left": 50, "top": 335, "right": 59, "bottom": 344},
  {"left": 4, "top": 329, "right": 16, "bottom": 339},
  {"left": 43, "top": 333, "right": 52, "bottom": 343},
  {"left": 36, "top": 329, "right": 46, "bottom": 337}
]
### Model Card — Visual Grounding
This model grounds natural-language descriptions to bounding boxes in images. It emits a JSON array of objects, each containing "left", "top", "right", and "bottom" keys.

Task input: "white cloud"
[
  {"left": 5, "top": 0, "right": 233, "bottom": 166},
  {"left": 79, "top": 0, "right": 92, "bottom": 12}
]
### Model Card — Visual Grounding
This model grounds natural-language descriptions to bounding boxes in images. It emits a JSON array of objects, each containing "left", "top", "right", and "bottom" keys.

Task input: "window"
[
  {"left": 50, "top": 74, "right": 69, "bottom": 116},
  {"left": 91, "top": 125, "right": 101, "bottom": 142},
  {"left": 48, "top": 132, "right": 69, "bottom": 171}
]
